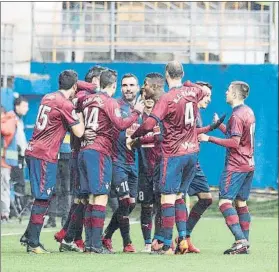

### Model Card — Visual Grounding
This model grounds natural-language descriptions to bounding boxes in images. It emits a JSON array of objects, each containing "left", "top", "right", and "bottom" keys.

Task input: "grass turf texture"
[{"left": 1, "top": 216, "right": 278, "bottom": 272}]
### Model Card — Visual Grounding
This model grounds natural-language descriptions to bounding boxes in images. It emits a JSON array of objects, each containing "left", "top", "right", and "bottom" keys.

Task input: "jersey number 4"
[
  {"left": 84, "top": 107, "right": 99, "bottom": 130},
  {"left": 36, "top": 105, "right": 51, "bottom": 130},
  {"left": 185, "top": 102, "right": 195, "bottom": 127}
]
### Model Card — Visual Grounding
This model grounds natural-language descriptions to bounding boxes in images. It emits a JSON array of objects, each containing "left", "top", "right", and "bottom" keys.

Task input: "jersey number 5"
[
  {"left": 36, "top": 105, "right": 51, "bottom": 130},
  {"left": 185, "top": 102, "right": 194, "bottom": 127},
  {"left": 84, "top": 107, "right": 99, "bottom": 130}
]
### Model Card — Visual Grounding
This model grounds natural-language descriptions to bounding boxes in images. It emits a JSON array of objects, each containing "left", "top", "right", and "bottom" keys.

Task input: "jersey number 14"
[{"left": 84, "top": 107, "right": 99, "bottom": 130}]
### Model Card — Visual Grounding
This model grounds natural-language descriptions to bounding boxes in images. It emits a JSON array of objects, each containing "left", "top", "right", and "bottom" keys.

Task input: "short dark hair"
[
  {"left": 14, "top": 96, "right": 28, "bottom": 108},
  {"left": 146, "top": 72, "right": 164, "bottom": 81},
  {"left": 100, "top": 69, "right": 117, "bottom": 89},
  {"left": 59, "top": 70, "right": 78, "bottom": 90},
  {"left": 165, "top": 61, "right": 184, "bottom": 79},
  {"left": 195, "top": 81, "right": 212, "bottom": 90},
  {"left": 121, "top": 73, "right": 138, "bottom": 85},
  {"left": 145, "top": 72, "right": 165, "bottom": 88},
  {"left": 231, "top": 81, "right": 250, "bottom": 99},
  {"left": 85, "top": 65, "right": 106, "bottom": 83}
]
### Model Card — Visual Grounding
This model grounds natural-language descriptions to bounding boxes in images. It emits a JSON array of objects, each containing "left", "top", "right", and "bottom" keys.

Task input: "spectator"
[
  {"left": 10, "top": 96, "right": 29, "bottom": 211},
  {"left": 44, "top": 133, "right": 71, "bottom": 228},
  {"left": 1, "top": 105, "right": 18, "bottom": 222}
]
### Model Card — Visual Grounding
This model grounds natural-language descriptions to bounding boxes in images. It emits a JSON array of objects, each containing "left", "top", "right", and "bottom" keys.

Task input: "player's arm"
[
  {"left": 213, "top": 113, "right": 226, "bottom": 134},
  {"left": 131, "top": 96, "right": 168, "bottom": 139},
  {"left": 77, "top": 80, "right": 98, "bottom": 93},
  {"left": 137, "top": 124, "right": 162, "bottom": 145},
  {"left": 199, "top": 134, "right": 240, "bottom": 148},
  {"left": 71, "top": 112, "right": 84, "bottom": 138},
  {"left": 199, "top": 114, "right": 243, "bottom": 148},
  {"left": 197, "top": 114, "right": 226, "bottom": 134},
  {"left": 107, "top": 100, "right": 144, "bottom": 131},
  {"left": 60, "top": 100, "right": 85, "bottom": 138}
]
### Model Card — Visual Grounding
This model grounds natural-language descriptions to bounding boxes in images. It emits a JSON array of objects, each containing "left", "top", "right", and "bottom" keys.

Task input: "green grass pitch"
[{"left": 1, "top": 217, "right": 278, "bottom": 272}]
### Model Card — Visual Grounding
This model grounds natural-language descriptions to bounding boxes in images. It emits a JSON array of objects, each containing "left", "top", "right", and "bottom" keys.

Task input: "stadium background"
[
  {"left": 2, "top": 1, "right": 278, "bottom": 191},
  {"left": 1, "top": 2, "right": 278, "bottom": 272}
]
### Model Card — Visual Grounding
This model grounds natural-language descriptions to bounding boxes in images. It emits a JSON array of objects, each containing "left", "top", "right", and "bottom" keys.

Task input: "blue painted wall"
[{"left": 14, "top": 62, "right": 278, "bottom": 189}]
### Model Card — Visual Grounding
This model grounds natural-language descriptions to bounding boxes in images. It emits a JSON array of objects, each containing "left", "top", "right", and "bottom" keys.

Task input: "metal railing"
[{"left": 31, "top": 1, "right": 278, "bottom": 63}]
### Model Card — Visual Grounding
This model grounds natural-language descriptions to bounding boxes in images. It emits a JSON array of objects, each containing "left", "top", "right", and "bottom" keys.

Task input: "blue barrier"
[{"left": 12, "top": 62, "right": 278, "bottom": 189}]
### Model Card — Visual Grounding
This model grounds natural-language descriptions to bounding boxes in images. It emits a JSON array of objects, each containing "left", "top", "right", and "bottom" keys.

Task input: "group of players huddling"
[{"left": 20, "top": 61, "right": 255, "bottom": 255}]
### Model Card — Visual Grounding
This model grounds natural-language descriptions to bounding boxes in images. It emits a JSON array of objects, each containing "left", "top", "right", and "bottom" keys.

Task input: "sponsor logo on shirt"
[{"left": 181, "top": 141, "right": 196, "bottom": 150}]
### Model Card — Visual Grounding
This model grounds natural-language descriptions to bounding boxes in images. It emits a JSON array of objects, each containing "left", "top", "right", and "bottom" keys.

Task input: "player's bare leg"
[
  {"left": 219, "top": 199, "right": 249, "bottom": 254},
  {"left": 186, "top": 192, "right": 213, "bottom": 253}
]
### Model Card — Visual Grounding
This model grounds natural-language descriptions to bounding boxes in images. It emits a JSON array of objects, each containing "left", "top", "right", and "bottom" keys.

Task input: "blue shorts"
[
  {"left": 137, "top": 163, "right": 160, "bottom": 204},
  {"left": 26, "top": 156, "right": 57, "bottom": 200},
  {"left": 160, "top": 153, "right": 198, "bottom": 195},
  {"left": 219, "top": 170, "right": 254, "bottom": 201},
  {"left": 111, "top": 163, "right": 138, "bottom": 198},
  {"left": 78, "top": 149, "right": 112, "bottom": 196},
  {"left": 188, "top": 163, "right": 210, "bottom": 196}
]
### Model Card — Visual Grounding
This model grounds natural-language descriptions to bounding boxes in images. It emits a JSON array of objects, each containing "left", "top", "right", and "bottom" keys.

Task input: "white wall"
[
  {"left": 1, "top": 2, "right": 32, "bottom": 75},
  {"left": 1, "top": 2, "right": 62, "bottom": 75}
]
